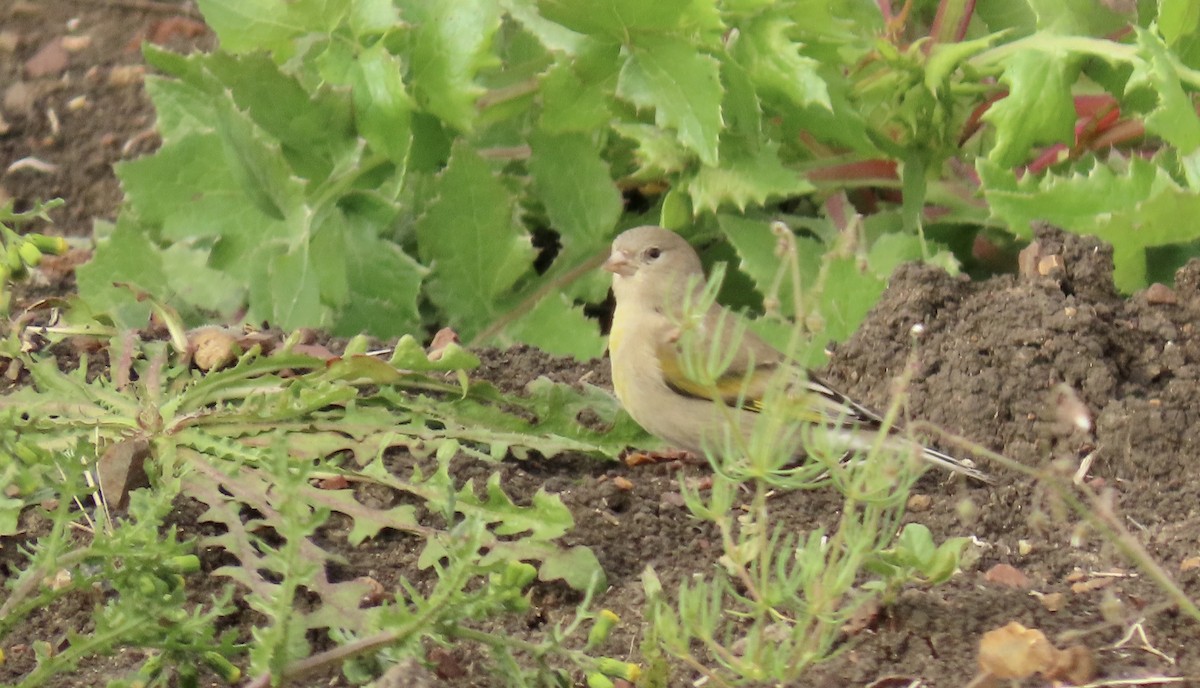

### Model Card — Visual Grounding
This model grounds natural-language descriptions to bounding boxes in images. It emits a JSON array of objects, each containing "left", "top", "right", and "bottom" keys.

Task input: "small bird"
[{"left": 604, "top": 225, "right": 993, "bottom": 484}]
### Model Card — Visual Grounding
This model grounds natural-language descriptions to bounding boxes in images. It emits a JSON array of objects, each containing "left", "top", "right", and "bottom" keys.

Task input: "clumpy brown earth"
[{"left": 2, "top": 1, "right": 1200, "bottom": 687}]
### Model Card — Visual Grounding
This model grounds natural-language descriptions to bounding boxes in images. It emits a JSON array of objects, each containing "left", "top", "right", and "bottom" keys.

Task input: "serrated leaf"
[
  {"left": 1129, "top": 28, "right": 1200, "bottom": 153},
  {"left": 982, "top": 49, "right": 1080, "bottom": 167},
  {"left": 504, "top": 0, "right": 587, "bottom": 53},
  {"left": 617, "top": 38, "right": 723, "bottom": 166},
  {"left": 718, "top": 215, "right": 816, "bottom": 317},
  {"left": 302, "top": 485, "right": 420, "bottom": 546},
  {"left": 529, "top": 130, "right": 621, "bottom": 248},
  {"left": 204, "top": 51, "right": 356, "bottom": 181},
  {"left": 733, "top": 14, "right": 831, "bottom": 111},
  {"left": 401, "top": 0, "right": 502, "bottom": 131},
  {"left": 612, "top": 122, "right": 693, "bottom": 175},
  {"left": 688, "top": 141, "right": 813, "bottom": 213}
]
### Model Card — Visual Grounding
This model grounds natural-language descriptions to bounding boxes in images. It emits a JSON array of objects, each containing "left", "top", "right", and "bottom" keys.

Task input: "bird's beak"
[{"left": 603, "top": 249, "right": 635, "bottom": 277}]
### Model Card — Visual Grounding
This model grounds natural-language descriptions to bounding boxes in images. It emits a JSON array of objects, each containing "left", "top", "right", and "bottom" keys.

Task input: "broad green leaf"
[
  {"left": 537, "top": 0, "right": 707, "bottom": 42},
  {"left": 349, "top": 43, "right": 414, "bottom": 166},
  {"left": 1027, "top": 0, "right": 1131, "bottom": 35},
  {"left": 197, "top": 0, "right": 350, "bottom": 57},
  {"left": 213, "top": 97, "right": 307, "bottom": 224},
  {"left": 333, "top": 225, "right": 426, "bottom": 338},
  {"left": 504, "top": 0, "right": 587, "bottom": 53},
  {"left": 617, "top": 38, "right": 723, "bottom": 166},
  {"left": 718, "top": 216, "right": 796, "bottom": 316},
  {"left": 981, "top": 49, "right": 1080, "bottom": 167},
  {"left": 818, "top": 255, "right": 887, "bottom": 343},
  {"left": 1160, "top": 0, "right": 1200, "bottom": 47},
  {"left": 529, "top": 130, "right": 622, "bottom": 249},
  {"left": 401, "top": 0, "right": 502, "bottom": 131},
  {"left": 507, "top": 293, "right": 605, "bottom": 358},
  {"left": 415, "top": 143, "right": 536, "bottom": 336},
  {"left": 261, "top": 245, "right": 325, "bottom": 329},
  {"left": 538, "top": 545, "right": 607, "bottom": 592},
  {"left": 75, "top": 220, "right": 161, "bottom": 328},
  {"left": 538, "top": 60, "right": 613, "bottom": 133},
  {"left": 160, "top": 244, "right": 243, "bottom": 315}
]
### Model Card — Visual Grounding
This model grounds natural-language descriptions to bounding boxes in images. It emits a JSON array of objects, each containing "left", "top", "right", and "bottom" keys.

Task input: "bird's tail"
[{"left": 916, "top": 444, "right": 994, "bottom": 484}]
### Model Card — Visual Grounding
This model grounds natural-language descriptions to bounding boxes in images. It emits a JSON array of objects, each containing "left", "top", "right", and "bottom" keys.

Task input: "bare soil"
[{"left": 2, "top": 1, "right": 1199, "bottom": 687}]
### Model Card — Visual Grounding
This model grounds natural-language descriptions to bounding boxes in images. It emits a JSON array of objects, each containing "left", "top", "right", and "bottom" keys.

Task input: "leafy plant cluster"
[
  {"left": 0, "top": 321, "right": 644, "bottom": 686},
  {"left": 0, "top": 199, "right": 68, "bottom": 315},
  {"left": 74, "top": 0, "right": 1200, "bottom": 364}
]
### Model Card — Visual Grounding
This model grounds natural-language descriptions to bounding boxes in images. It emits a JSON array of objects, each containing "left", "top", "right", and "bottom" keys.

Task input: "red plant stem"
[{"left": 929, "top": 0, "right": 977, "bottom": 48}]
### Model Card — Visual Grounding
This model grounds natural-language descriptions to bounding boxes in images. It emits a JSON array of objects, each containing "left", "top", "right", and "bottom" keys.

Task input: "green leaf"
[
  {"left": 333, "top": 224, "right": 426, "bottom": 338},
  {"left": 732, "top": 14, "right": 831, "bottom": 111},
  {"left": 536, "top": 0, "right": 701, "bottom": 42},
  {"left": 612, "top": 122, "right": 693, "bottom": 175},
  {"left": 263, "top": 246, "right": 325, "bottom": 330},
  {"left": 1129, "top": 28, "right": 1200, "bottom": 153},
  {"left": 1160, "top": 0, "right": 1200, "bottom": 47},
  {"left": 1026, "top": 0, "right": 1131, "bottom": 35},
  {"left": 508, "top": 293, "right": 605, "bottom": 358},
  {"left": 350, "top": 43, "right": 414, "bottom": 165},
  {"left": 817, "top": 255, "right": 887, "bottom": 343},
  {"left": 75, "top": 221, "right": 160, "bottom": 328},
  {"left": 979, "top": 157, "right": 1200, "bottom": 290},
  {"left": 201, "top": 51, "right": 356, "bottom": 181},
  {"left": 687, "top": 141, "right": 814, "bottom": 213},
  {"left": 529, "top": 130, "right": 622, "bottom": 249},
  {"left": 538, "top": 545, "right": 607, "bottom": 592},
  {"left": 415, "top": 143, "right": 536, "bottom": 337},
  {"left": 197, "top": 0, "right": 349, "bottom": 57},
  {"left": 538, "top": 60, "right": 613, "bottom": 133},
  {"left": 982, "top": 48, "right": 1080, "bottom": 167},
  {"left": 617, "top": 38, "right": 723, "bottom": 166},
  {"left": 401, "top": 0, "right": 502, "bottom": 131}
]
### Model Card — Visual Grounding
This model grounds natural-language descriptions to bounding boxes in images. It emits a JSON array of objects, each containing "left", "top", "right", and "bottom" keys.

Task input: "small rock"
[
  {"left": 1142, "top": 282, "right": 1177, "bottom": 305},
  {"left": 0, "top": 30, "right": 20, "bottom": 53},
  {"left": 906, "top": 493, "right": 932, "bottom": 511},
  {"left": 984, "top": 562, "right": 1031, "bottom": 588},
  {"left": 25, "top": 38, "right": 69, "bottom": 79},
  {"left": 4, "top": 81, "right": 37, "bottom": 115},
  {"left": 59, "top": 35, "right": 92, "bottom": 53},
  {"left": 108, "top": 64, "right": 145, "bottom": 87}
]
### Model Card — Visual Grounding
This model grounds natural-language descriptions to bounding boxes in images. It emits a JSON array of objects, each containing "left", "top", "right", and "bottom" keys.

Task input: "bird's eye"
[{"left": 645, "top": 247, "right": 662, "bottom": 261}]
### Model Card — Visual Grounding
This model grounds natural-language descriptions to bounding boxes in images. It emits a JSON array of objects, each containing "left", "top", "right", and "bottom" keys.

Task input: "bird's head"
[{"left": 604, "top": 226, "right": 703, "bottom": 308}]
